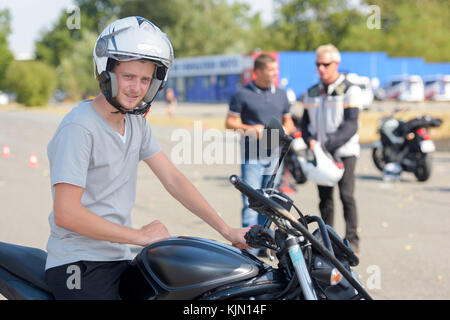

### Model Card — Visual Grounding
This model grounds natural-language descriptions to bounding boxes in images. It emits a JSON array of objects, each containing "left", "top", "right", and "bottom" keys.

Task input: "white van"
[
  {"left": 424, "top": 75, "right": 450, "bottom": 101},
  {"left": 378, "top": 75, "right": 425, "bottom": 102}
]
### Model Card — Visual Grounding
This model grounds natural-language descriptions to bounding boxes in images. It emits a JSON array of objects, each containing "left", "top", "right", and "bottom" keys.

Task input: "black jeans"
[
  {"left": 317, "top": 156, "right": 359, "bottom": 246},
  {"left": 45, "top": 260, "right": 131, "bottom": 300}
]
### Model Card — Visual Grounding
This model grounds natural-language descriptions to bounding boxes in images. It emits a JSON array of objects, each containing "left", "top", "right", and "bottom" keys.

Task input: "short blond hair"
[{"left": 316, "top": 44, "right": 341, "bottom": 63}]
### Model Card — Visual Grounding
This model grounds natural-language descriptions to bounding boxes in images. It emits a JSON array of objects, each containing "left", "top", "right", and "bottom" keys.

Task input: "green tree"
[
  {"left": 119, "top": 0, "right": 258, "bottom": 57},
  {"left": 4, "top": 61, "right": 57, "bottom": 106},
  {"left": 265, "top": 0, "right": 449, "bottom": 62},
  {"left": 371, "top": 0, "right": 450, "bottom": 62},
  {"left": 339, "top": 0, "right": 450, "bottom": 62},
  {"left": 259, "top": 0, "right": 363, "bottom": 51},
  {"left": 0, "top": 9, "right": 14, "bottom": 89},
  {"left": 35, "top": 10, "right": 84, "bottom": 67},
  {"left": 58, "top": 30, "right": 99, "bottom": 100}
]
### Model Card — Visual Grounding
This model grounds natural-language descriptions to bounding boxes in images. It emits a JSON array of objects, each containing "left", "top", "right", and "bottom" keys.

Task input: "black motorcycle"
[
  {"left": 0, "top": 118, "right": 372, "bottom": 300},
  {"left": 372, "top": 109, "right": 442, "bottom": 181}
]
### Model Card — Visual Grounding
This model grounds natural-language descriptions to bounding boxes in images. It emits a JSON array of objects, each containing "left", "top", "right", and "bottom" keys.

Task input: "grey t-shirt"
[{"left": 45, "top": 100, "right": 161, "bottom": 269}]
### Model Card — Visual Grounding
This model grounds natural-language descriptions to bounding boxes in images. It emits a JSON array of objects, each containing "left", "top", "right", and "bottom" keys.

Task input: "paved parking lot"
[{"left": 1, "top": 103, "right": 449, "bottom": 300}]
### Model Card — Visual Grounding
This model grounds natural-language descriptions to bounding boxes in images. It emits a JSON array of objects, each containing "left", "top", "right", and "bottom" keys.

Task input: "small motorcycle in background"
[{"left": 371, "top": 109, "right": 442, "bottom": 182}]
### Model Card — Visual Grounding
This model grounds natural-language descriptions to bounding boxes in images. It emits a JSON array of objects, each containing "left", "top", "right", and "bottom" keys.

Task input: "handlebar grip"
[{"left": 229, "top": 175, "right": 286, "bottom": 215}]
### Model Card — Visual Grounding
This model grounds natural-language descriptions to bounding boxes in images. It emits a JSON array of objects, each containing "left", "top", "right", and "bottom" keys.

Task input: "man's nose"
[{"left": 129, "top": 79, "right": 142, "bottom": 93}]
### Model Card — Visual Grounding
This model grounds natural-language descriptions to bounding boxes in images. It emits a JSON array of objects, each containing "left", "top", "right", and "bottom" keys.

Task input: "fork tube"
[{"left": 286, "top": 236, "right": 318, "bottom": 300}]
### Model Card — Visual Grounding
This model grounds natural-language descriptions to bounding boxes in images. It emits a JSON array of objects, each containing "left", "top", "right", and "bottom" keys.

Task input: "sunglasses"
[{"left": 316, "top": 62, "right": 334, "bottom": 67}]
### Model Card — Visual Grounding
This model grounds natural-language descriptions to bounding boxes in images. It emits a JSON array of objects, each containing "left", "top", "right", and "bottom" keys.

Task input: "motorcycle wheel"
[
  {"left": 372, "top": 146, "right": 385, "bottom": 172},
  {"left": 414, "top": 153, "right": 432, "bottom": 182}
]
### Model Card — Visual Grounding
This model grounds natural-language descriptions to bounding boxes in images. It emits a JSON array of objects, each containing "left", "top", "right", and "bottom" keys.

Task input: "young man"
[
  {"left": 225, "top": 54, "right": 294, "bottom": 256},
  {"left": 301, "top": 44, "right": 362, "bottom": 254},
  {"left": 45, "top": 16, "right": 250, "bottom": 300}
]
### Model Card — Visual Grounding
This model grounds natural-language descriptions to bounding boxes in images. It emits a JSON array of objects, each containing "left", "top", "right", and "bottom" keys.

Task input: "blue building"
[
  {"left": 167, "top": 51, "right": 450, "bottom": 103},
  {"left": 279, "top": 51, "right": 450, "bottom": 99},
  {"left": 166, "top": 54, "right": 252, "bottom": 103}
]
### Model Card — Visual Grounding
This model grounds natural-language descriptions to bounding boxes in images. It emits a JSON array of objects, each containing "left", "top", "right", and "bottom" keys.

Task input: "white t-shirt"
[{"left": 45, "top": 100, "right": 161, "bottom": 269}]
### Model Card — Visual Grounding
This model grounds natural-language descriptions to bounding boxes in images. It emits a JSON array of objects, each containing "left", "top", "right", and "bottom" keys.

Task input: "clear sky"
[{"left": 0, "top": 0, "right": 274, "bottom": 58}]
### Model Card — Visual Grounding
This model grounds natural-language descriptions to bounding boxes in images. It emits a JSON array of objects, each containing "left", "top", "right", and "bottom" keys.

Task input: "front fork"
[{"left": 286, "top": 235, "right": 318, "bottom": 300}]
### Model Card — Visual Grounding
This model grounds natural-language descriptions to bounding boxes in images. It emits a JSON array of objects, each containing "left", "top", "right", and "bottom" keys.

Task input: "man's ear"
[{"left": 334, "top": 61, "right": 340, "bottom": 70}]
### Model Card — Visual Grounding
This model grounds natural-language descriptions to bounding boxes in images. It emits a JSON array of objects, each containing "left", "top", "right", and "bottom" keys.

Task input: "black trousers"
[
  {"left": 45, "top": 260, "right": 130, "bottom": 300},
  {"left": 317, "top": 156, "right": 359, "bottom": 245}
]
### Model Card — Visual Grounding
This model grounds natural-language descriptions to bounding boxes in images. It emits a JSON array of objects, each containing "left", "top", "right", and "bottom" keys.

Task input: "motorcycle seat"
[{"left": 0, "top": 241, "right": 51, "bottom": 295}]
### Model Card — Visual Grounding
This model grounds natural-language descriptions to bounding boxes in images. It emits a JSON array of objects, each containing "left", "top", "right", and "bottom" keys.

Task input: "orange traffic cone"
[
  {"left": 2, "top": 145, "right": 11, "bottom": 158},
  {"left": 28, "top": 154, "right": 39, "bottom": 167}
]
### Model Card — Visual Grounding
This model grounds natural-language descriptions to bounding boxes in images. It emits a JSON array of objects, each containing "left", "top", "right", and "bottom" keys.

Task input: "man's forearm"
[
  {"left": 226, "top": 117, "right": 257, "bottom": 132},
  {"left": 54, "top": 204, "right": 142, "bottom": 246}
]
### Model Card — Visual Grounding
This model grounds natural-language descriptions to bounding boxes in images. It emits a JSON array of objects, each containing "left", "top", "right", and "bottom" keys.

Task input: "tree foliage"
[
  {"left": 0, "top": 9, "right": 14, "bottom": 89},
  {"left": 71, "top": 0, "right": 259, "bottom": 57},
  {"left": 266, "top": 0, "right": 450, "bottom": 62},
  {"left": 4, "top": 61, "right": 57, "bottom": 106},
  {"left": 259, "top": 0, "right": 362, "bottom": 51},
  {"left": 363, "top": 0, "right": 450, "bottom": 62},
  {"left": 31, "top": 0, "right": 449, "bottom": 102},
  {"left": 58, "top": 30, "right": 99, "bottom": 100},
  {"left": 35, "top": 11, "right": 83, "bottom": 67}
]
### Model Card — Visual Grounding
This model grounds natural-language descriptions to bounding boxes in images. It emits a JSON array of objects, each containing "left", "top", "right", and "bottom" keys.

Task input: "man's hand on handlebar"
[
  {"left": 226, "top": 227, "right": 254, "bottom": 250},
  {"left": 244, "top": 225, "right": 277, "bottom": 250}
]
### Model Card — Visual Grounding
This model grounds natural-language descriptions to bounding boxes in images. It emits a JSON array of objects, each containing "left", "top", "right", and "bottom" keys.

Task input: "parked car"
[
  {"left": 375, "top": 75, "right": 424, "bottom": 102},
  {"left": 424, "top": 75, "right": 450, "bottom": 101}
]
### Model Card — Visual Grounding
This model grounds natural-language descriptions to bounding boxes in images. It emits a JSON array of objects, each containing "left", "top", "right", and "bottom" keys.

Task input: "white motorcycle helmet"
[
  {"left": 93, "top": 16, "right": 174, "bottom": 115},
  {"left": 299, "top": 142, "right": 345, "bottom": 187}
]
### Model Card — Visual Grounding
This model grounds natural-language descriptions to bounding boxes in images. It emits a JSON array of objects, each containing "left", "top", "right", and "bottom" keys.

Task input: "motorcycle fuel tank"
[{"left": 119, "top": 237, "right": 264, "bottom": 300}]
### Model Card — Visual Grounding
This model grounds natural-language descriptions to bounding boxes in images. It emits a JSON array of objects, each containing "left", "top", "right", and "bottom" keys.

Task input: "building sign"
[{"left": 169, "top": 54, "right": 253, "bottom": 77}]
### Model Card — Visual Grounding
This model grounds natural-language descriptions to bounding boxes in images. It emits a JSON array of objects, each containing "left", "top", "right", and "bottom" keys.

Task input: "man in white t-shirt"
[{"left": 45, "top": 16, "right": 251, "bottom": 300}]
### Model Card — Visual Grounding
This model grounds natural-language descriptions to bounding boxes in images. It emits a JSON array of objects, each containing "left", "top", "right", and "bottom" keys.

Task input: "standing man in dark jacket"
[
  {"left": 226, "top": 54, "right": 294, "bottom": 256},
  {"left": 301, "top": 44, "right": 362, "bottom": 254}
]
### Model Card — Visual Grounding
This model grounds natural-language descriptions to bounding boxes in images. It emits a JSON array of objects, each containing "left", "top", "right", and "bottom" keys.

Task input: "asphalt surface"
[{"left": 0, "top": 102, "right": 449, "bottom": 300}]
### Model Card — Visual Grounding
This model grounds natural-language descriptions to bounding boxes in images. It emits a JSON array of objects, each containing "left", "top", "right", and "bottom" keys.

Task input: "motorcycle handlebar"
[
  {"left": 229, "top": 174, "right": 373, "bottom": 300},
  {"left": 229, "top": 175, "right": 287, "bottom": 216}
]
